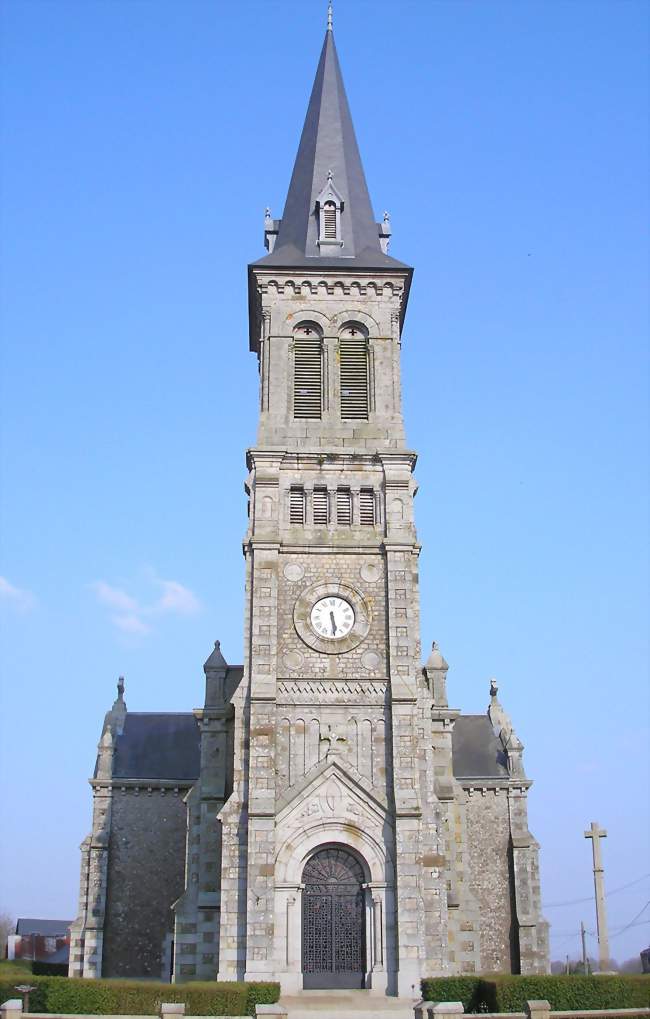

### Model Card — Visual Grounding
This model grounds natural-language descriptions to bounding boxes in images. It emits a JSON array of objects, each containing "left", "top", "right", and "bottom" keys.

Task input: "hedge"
[
  {"left": 482, "top": 974, "right": 650, "bottom": 1010},
  {"left": 32, "top": 963, "right": 68, "bottom": 978},
  {"left": 0, "top": 971, "right": 280, "bottom": 1018},
  {"left": 421, "top": 973, "right": 650, "bottom": 1012},
  {"left": 421, "top": 977, "right": 483, "bottom": 1010}
]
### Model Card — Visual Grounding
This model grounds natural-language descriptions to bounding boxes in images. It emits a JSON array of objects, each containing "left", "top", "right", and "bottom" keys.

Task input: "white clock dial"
[{"left": 310, "top": 596, "right": 355, "bottom": 640}]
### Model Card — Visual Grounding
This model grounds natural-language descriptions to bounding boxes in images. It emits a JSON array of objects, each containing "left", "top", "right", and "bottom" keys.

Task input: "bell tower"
[{"left": 213, "top": 16, "right": 448, "bottom": 997}]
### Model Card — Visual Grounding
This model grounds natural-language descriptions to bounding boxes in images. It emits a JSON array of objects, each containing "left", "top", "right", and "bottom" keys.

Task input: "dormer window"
[{"left": 316, "top": 171, "right": 344, "bottom": 249}]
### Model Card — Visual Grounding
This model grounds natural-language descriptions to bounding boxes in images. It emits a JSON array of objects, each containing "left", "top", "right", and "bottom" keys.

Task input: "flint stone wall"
[
  {"left": 102, "top": 789, "right": 188, "bottom": 978},
  {"left": 464, "top": 789, "right": 518, "bottom": 973}
]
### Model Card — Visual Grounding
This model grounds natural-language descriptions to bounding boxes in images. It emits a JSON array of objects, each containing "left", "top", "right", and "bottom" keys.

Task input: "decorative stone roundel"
[
  {"left": 282, "top": 650, "right": 304, "bottom": 672},
  {"left": 294, "top": 581, "right": 371, "bottom": 655},
  {"left": 284, "top": 563, "right": 305, "bottom": 582},
  {"left": 360, "top": 562, "right": 381, "bottom": 584},
  {"left": 361, "top": 650, "right": 381, "bottom": 672}
]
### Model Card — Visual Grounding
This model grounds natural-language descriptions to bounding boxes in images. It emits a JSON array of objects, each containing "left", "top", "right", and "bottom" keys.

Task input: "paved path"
[{"left": 278, "top": 989, "right": 416, "bottom": 1019}]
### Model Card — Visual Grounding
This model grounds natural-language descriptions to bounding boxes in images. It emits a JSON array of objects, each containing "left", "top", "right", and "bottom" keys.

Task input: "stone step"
[{"left": 278, "top": 990, "right": 416, "bottom": 1019}]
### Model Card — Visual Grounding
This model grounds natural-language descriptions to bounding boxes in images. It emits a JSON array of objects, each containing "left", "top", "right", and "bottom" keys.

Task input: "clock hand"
[{"left": 330, "top": 611, "right": 337, "bottom": 636}]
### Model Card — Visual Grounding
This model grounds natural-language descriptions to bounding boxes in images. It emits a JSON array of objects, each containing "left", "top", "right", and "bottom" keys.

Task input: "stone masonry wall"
[
  {"left": 464, "top": 789, "right": 517, "bottom": 973},
  {"left": 103, "top": 789, "right": 189, "bottom": 978},
  {"left": 277, "top": 552, "right": 387, "bottom": 679}
]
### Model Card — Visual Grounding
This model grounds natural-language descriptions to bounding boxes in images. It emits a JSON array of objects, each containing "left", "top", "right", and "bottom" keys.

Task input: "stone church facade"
[{"left": 69, "top": 19, "right": 549, "bottom": 997}]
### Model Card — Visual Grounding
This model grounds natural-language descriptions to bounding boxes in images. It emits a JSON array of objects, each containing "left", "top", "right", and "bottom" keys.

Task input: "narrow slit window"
[
  {"left": 323, "top": 202, "right": 337, "bottom": 239},
  {"left": 360, "top": 489, "right": 375, "bottom": 525},
  {"left": 289, "top": 487, "right": 305, "bottom": 524},
  {"left": 336, "top": 488, "right": 352, "bottom": 526},
  {"left": 339, "top": 328, "right": 369, "bottom": 420},
  {"left": 293, "top": 326, "right": 322, "bottom": 419},
  {"left": 313, "top": 488, "right": 329, "bottom": 525}
]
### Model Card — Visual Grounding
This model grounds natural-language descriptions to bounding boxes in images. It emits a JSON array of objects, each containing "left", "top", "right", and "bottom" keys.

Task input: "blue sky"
[{"left": 1, "top": 0, "right": 648, "bottom": 967}]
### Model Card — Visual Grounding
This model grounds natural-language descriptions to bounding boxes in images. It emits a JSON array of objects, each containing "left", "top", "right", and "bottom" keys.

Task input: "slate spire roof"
[{"left": 253, "top": 24, "right": 409, "bottom": 271}]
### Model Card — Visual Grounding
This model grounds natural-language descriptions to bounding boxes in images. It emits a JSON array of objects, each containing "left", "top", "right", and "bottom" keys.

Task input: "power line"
[
  {"left": 550, "top": 902, "right": 650, "bottom": 942},
  {"left": 609, "top": 901, "right": 650, "bottom": 940},
  {"left": 543, "top": 872, "right": 650, "bottom": 909}
]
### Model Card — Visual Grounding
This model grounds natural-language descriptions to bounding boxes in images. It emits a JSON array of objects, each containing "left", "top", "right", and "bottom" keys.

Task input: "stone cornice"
[
  {"left": 459, "top": 778, "right": 533, "bottom": 793},
  {"left": 251, "top": 267, "right": 410, "bottom": 298},
  {"left": 247, "top": 448, "right": 417, "bottom": 471},
  {"left": 90, "top": 778, "right": 194, "bottom": 792}
]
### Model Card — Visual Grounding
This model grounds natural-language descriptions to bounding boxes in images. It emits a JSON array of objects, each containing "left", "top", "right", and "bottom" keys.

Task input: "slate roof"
[
  {"left": 16, "top": 919, "right": 71, "bottom": 936},
  {"left": 253, "top": 27, "right": 410, "bottom": 273},
  {"left": 99, "top": 683, "right": 505, "bottom": 784},
  {"left": 451, "top": 715, "right": 509, "bottom": 780},
  {"left": 110, "top": 713, "right": 201, "bottom": 782}
]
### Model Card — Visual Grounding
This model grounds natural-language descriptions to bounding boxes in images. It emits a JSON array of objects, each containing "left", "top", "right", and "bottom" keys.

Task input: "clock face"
[{"left": 310, "top": 596, "right": 355, "bottom": 640}]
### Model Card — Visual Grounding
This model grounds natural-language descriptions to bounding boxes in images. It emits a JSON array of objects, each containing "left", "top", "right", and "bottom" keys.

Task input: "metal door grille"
[{"left": 302, "top": 847, "right": 365, "bottom": 989}]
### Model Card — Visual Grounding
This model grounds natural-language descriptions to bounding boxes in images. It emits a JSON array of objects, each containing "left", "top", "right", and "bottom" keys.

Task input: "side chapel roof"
[
  {"left": 451, "top": 715, "right": 509, "bottom": 780},
  {"left": 99, "top": 666, "right": 244, "bottom": 783}
]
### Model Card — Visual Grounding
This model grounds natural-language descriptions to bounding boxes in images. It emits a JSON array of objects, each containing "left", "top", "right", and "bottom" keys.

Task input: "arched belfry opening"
[{"left": 301, "top": 845, "right": 367, "bottom": 989}]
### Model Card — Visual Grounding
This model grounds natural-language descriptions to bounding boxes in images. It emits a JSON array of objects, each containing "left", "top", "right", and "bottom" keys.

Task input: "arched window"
[
  {"left": 339, "top": 325, "right": 369, "bottom": 420},
  {"left": 293, "top": 323, "right": 322, "bottom": 419}
]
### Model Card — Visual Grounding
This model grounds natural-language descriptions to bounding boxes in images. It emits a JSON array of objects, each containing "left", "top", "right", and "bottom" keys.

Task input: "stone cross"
[{"left": 584, "top": 820, "right": 610, "bottom": 970}]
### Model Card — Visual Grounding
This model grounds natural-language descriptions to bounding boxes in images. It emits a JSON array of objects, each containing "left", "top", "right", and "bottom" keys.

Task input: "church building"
[{"left": 69, "top": 14, "right": 549, "bottom": 996}]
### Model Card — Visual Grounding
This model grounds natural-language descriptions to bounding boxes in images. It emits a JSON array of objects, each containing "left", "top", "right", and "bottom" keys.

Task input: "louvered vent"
[
  {"left": 340, "top": 334, "right": 369, "bottom": 419},
  {"left": 360, "top": 489, "right": 375, "bottom": 525},
  {"left": 289, "top": 487, "right": 305, "bottom": 524},
  {"left": 323, "top": 202, "right": 337, "bottom": 239},
  {"left": 294, "top": 332, "right": 322, "bottom": 419},
  {"left": 336, "top": 488, "right": 352, "bottom": 525},
  {"left": 313, "top": 488, "right": 329, "bottom": 525}
]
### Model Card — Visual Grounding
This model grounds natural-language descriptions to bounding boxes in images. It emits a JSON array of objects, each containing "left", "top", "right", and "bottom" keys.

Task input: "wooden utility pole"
[
  {"left": 584, "top": 821, "right": 610, "bottom": 970},
  {"left": 580, "top": 920, "right": 589, "bottom": 974}
]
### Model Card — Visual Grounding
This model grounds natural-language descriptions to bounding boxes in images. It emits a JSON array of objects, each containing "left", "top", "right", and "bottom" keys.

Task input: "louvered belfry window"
[
  {"left": 339, "top": 327, "right": 369, "bottom": 419},
  {"left": 293, "top": 325, "right": 322, "bottom": 419},
  {"left": 323, "top": 201, "right": 337, "bottom": 239},
  {"left": 313, "top": 487, "right": 329, "bottom": 525},
  {"left": 289, "top": 486, "right": 305, "bottom": 524},
  {"left": 360, "top": 489, "right": 375, "bottom": 525},
  {"left": 336, "top": 488, "right": 352, "bottom": 525}
]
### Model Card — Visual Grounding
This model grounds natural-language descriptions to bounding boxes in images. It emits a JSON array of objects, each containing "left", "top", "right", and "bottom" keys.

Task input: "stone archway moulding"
[
  {"left": 275, "top": 818, "right": 389, "bottom": 885},
  {"left": 272, "top": 819, "right": 394, "bottom": 996}
]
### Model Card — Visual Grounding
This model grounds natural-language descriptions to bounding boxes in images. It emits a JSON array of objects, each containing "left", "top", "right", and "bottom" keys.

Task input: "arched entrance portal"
[{"left": 301, "top": 846, "right": 366, "bottom": 989}]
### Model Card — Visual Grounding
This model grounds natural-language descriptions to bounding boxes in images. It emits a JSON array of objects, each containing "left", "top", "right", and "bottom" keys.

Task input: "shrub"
[
  {"left": 0, "top": 974, "right": 280, "bottom": 1017},
  {"left": 481, "top": 973, "right": 650, "bottom": 1010},
  {"left": 421, "top": 977, "right": 483, "bottom": 1010},
  {"left": 0, "top": 972, "right": 49, "bottom": 1012},
  {"left": 244, "top": 982, "right": 281, "bottom": 1017},
  {"left": 44, "top": 978, "right": 253, "bottom": 1015},
  {"left": 420, "top": 973, "right": 650, "bottom": 1012},
  {"left": 32, "top": 962, "right": 68, "bottom": 978}
]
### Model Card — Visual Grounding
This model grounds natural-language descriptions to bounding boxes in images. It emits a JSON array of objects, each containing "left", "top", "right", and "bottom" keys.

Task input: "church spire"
[{"left": 256, "top": 23, "right": 407, "bottom": 269}]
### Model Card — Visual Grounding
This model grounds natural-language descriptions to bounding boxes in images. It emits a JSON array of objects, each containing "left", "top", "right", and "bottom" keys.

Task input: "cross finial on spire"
[{"left": 327, "top": 1, "right": 333, "bottom": 32}]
